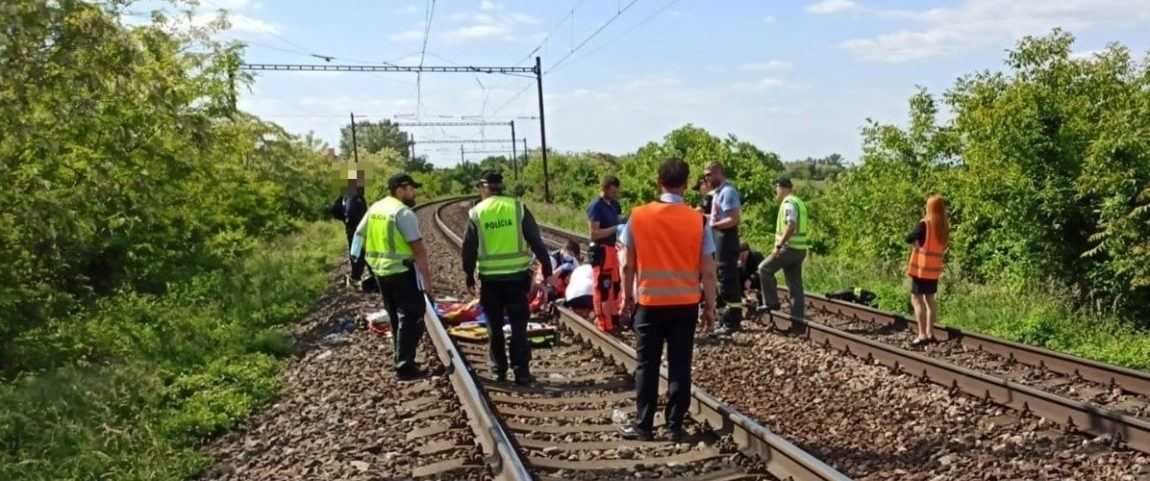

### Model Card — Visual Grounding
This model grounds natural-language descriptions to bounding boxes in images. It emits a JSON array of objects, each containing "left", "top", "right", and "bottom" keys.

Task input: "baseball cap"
[
  {"left": 478, "top": 170, "right": 504, "bottom": 186},
  {"left": 387, "top": 173, "right": 422, "bottom": 190}
]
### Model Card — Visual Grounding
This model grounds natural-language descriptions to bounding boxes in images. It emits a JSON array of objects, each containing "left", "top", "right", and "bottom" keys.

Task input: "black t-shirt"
[
  {"left": 586, "top": 196, "right": 622, "bottom": 245},
  {"left": 906, "top": 221, "right": 926, "bottom": 245},
  {"left": 740, "top": 249, "right": 765, "bottom": 285},
  {"left": 344, "top": 193, "right": 368, "bottom": 229}
]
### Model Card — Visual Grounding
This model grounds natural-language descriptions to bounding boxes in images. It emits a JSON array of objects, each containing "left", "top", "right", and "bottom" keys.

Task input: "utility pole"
[
  {"left": 350, "top": 112, "right": 359, "bottom": 167},
  {"left": 522, "top": 138, "right": 528, "bottom": 168},
  {"left": 460, "top": 144, "right": 465, "bottom": 165},
  {"left": 409, "top": 135, "right": 416, "bottom": 161},
  {"left": 534, "top": 56, "right": 551, "bottom": 203},
  {"left": 510, "top": 120, "right": 518, "bottom": 181},
  {"left": 227, "top": 68, "right": 237, "bottom": 115}
]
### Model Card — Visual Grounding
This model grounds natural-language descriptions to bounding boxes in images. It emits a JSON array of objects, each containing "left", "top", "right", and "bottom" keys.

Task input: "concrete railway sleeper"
[
  {"left": 768, "top": 288, "right": 1150, "bottom": 454},
  {"left": 420, "top": 197, "right": 851, "bottom": 481},
  {"left": 778, "top": 288, "right": 1150, "bottom": 408}
]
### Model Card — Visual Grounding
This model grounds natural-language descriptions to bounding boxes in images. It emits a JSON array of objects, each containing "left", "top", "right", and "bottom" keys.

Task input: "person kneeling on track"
[
  {"left": 738, "top": 242, "right": 765, "bottom": 298},
  {"left": 550, "top": 239, "right": 581, "bottom": 294},
  {"left": 563, "top": 263, "right": 595, "bottom": 319}
]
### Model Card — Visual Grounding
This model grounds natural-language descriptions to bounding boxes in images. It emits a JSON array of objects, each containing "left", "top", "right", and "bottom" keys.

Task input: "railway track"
[
  {"left": 413, "top": 197, "right": 852, "bottom": 481},
  {"left": 531, "top": 218, "right": 1150, "bottom": 454}
]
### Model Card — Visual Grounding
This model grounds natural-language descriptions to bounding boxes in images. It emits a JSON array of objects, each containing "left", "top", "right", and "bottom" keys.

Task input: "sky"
[{"left": 170, "top": 0, "right": 1150, "bottom": 166}]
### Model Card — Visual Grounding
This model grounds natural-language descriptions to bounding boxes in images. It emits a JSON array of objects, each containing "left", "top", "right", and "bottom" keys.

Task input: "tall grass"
[
  {"left": 0, "top": 221, "right": 343, "bottom": 481},
  {"left": 526, "top": 200, "right": 587, "bottom": 233}
]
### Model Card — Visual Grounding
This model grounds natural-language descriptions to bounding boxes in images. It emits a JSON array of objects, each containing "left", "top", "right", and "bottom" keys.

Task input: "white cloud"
[
  {"left": 1070, "top": 49, "right": 1102, "bottom": 60},
  {"left": 201, "top": 0, "right": 252, "bottom": 10},
  {"left": 731, "top": 77, "right": 791, "bottom": 92},
  {"left": 806, "top": 0, "right": 857, "bottom": 15},
  {"left": 835, "top": 0, "right": 1150, "bottom": 63},
  {"left": 739, "top": 60, "right": 792, "bottom": 72},
  {"left": 389, "top": 29, "right": 425, "bottom": 42},
  {"left": 445, "top": 24, "right": 512, "bottom": 41},
  {"left": 189, "top": 12, "right": 280, "bottom": 34},
  {"left": 225, "top": 13, "right": 280, "bottom": 34},
  {"left": 762, "top": 15, "right": 777, "bottom": 24},
  {"left": 439, "top": 6, "right": 540, "bottom": 43},
  {"left": 172, "top": 0, "right": 282, "bottom": 36},
  {"left": 622, "top": 75, "right": 683, "bottom": 90}
]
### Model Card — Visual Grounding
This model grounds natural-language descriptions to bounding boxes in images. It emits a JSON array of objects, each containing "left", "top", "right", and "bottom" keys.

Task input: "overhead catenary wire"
[
  {"left": 495, "top": 0, "right": 662, "bottom": 115},
  {"left": 514, "top": 0, "right": 589, "bottom": 66},
  {"left": 545, "top": 0, "right": 641, "bottom": 75},
  {"left": 490, "top": 83, "right": 534, "bottom": 117},
  {"left": 416, "top": 0, "right": 438, "bottom": 119},
  {"left": 548, "top": 0, "right": 684, "bottom": 75}
]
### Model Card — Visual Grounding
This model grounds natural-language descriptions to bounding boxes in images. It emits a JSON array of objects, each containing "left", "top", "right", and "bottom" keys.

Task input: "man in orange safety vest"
[{"left": 616, "top": 158, "right": 718, "bottom": 442}]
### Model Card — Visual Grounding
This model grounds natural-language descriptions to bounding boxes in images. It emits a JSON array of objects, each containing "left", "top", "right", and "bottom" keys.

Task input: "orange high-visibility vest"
[
  {"left": 906, "top": 219, "right": 946, "bottom": 280},
  {"left": 630, "top": 201, "right": 704, "bottom": 306}
]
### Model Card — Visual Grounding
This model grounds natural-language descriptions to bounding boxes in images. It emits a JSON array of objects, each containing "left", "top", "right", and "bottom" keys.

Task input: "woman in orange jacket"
[{"left": 905, "top": 196, "right": 949, "bottom": 346}]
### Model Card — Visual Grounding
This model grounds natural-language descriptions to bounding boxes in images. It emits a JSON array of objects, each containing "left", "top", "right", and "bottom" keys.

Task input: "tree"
[
  {"left": 339, "top": 119, "right": 411, "bottom": 160},
  {"left": 0, "top": 0, "right": 332, "bottom": 362},
  {"left": 817, "top": 29, "right": 1150, "bottom": 319}
]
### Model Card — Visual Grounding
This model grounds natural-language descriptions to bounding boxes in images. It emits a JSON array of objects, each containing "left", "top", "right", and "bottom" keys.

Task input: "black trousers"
[
  {"left": 345, "top": 227, "right": 366, "bottom": 280},
  {"left": 377, "top": 269, "right": 426, "bottom": 372},
  {"left": 714, "top": 227, "right": 742, "bottom": 329},
  {"left": 480, "top": 274, "right": 532, "bottom": 378},
  {"left": 634, "top": 304, "right": 697, "bottom": 432}
]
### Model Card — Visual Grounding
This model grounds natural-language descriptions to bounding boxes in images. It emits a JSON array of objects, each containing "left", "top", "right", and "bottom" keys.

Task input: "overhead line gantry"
[{"left": 238, "top": 59, "right": 552, "bottom": 200}]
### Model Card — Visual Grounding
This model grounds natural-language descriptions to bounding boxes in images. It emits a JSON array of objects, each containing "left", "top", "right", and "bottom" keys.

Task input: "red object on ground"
[{"left": 367, "top": 321, "right": 391, "bottom": 336}]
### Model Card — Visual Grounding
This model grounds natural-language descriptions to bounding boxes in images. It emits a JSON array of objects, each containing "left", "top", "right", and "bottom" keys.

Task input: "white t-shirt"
[
  {"left": 565, "top": 265, "right": 595, "bottom": 300},
  {"left": 783, "top": 202, "right": 797, "bottom": 225}
]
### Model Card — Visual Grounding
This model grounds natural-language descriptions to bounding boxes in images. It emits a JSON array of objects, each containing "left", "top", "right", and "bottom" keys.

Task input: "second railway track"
[{"left": 532, "top": 216, "right": 1150, "bottom": 454}]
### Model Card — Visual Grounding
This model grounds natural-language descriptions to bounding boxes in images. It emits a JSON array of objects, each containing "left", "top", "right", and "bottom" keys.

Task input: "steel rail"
[
  {"left": 532, "top": 222, "right": 1150, "bottom": 453},
  {"left": 761, "top": 311, "right": 1150, "bottom": 452},
  {"left": 413, "top": 198, "right": 533, "bottom": 481},
  {"left": 437, "top": 197, "right": 853, "bottom": 481},
  {"left": 777, "top": 287, "right": 1150, "bottom": 398}
]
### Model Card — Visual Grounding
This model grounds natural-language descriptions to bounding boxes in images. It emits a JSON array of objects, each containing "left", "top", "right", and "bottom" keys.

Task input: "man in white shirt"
[{"left": 564, "top": 264, "right": 595, "bottom": 317}]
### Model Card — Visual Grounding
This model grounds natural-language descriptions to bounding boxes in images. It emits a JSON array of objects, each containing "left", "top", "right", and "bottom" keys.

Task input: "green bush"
[
  {"left": 0, "top": 221, "right": 342, "bottom": 481},
  {"left": 0, "top": 1, "right": 335, "bottom": 365}
]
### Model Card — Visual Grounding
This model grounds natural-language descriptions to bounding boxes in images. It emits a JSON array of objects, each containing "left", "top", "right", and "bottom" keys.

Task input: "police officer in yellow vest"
[
  {"left": 462, "top": 171, "right": 553, "bottom": 386},
  {"left": 350, "top": 173, "right": 435, "bottom": 381},
  {"left": 757, "top": 177, "right": 810, "bottom": 322}
]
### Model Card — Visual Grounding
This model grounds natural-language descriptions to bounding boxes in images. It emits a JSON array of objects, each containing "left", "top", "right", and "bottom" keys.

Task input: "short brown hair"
[{"left": 658, "top": 158, "right": 690, "bottom": 189}]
